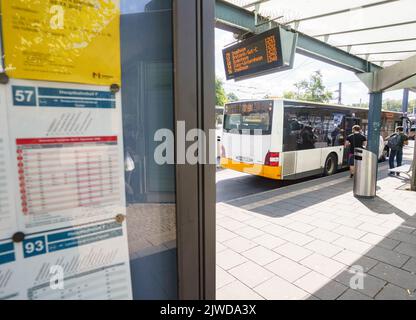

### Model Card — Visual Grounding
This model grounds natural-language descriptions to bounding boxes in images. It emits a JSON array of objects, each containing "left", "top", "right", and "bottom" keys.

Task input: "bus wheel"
[{"left": 323, "top": 154, "right": 338, "bottom": 176}]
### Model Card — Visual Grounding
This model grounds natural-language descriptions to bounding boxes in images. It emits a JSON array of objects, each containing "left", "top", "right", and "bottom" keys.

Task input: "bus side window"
[{"left": 283, "top": 110, "right": 300, "bottom": 152}]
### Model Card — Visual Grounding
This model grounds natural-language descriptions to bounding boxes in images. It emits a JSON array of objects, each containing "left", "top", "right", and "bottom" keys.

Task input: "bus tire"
[{"left": 323, "top": 153, "right": 338, "bottom": 176}]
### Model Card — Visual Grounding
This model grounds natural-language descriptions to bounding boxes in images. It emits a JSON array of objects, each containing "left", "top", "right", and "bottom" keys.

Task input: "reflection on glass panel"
[
  {"left": 0, "top": 0, "right": 176, "bottom": 301},
  {"left": 121, "top": 0, "right": 177, "bottom": 300},
  {"left": 284, "top": 106, "right": 348, "bottom": 151}
]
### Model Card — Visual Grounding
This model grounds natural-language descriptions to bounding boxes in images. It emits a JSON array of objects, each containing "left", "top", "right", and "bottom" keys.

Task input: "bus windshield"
[{"left": 223, "top": 101, "right": 273, "bottom": 134}]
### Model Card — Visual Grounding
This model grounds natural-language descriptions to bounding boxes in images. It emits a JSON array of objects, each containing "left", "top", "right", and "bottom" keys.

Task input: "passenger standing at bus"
[
  {"left": 346, "top": 125, "right": 367, "bottom": 178},
  {"left": 387, "top": 126, "right": 409, "bottom": 175}
]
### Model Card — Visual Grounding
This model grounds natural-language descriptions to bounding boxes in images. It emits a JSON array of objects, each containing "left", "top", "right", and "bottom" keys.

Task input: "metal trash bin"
[{"left": 353, "top": 148, "right": 377, "bottom": 198}]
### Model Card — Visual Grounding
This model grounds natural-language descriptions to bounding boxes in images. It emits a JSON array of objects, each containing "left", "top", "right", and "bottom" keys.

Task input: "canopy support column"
[
  {"left": 367, "top": 91, "right": 383, "bottom": 161},
  {"left": 412, "top": 144, "right": 416, "bottom": 191},
  {"left": 365, "top": 91, "right": 383, "bottom": 192},
  {"left": 402, "top": 88, "right": 409, "bottom": 131}
]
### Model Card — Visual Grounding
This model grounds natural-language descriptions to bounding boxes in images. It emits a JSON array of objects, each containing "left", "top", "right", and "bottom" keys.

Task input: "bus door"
[{"left": 344, "top": 117, "right": 361, "bottom": 136}]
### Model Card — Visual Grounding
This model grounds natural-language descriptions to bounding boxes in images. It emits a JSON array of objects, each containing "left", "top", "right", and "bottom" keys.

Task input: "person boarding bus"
[{"left": 346, "top": 125, "right": 367, "bottom": 178}]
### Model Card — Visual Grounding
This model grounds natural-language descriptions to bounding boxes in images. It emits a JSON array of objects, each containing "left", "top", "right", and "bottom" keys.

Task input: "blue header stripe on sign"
[
  {"left": 47, "top": 222, "right": 121, "bottom": 243},
  {"left": 0, "top": 242, "right": 14, "bottom": 254},
  {"left": 0, "top": 252, "right": 15, "bottom": 265},
  {"left": 48, "top": 229, "right": 123, "bottom": 253},
  {"left": 38, "top": 87, "right": 115, "bottom": 100},
  {"left": 39, "top": 98, "right": 116, "bottom": 109}
]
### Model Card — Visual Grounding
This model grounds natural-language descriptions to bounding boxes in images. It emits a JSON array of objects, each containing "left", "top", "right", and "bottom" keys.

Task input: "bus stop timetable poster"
[{"left": 0, "top": 79, "right": 132, "bottom": 300}]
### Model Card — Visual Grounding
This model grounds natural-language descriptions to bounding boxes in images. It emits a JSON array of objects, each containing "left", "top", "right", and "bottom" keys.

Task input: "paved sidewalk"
[{"left": 216, "top": 143, "right": 416, "bottom": 300}]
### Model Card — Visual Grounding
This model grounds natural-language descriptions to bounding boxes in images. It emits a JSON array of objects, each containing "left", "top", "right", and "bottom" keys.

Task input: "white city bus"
[
  {"left": 215, "top": 106, "right": 225, "bottom": 158},
  {"left": 220, "top": 99, "right": 402, "bottom": 180}
]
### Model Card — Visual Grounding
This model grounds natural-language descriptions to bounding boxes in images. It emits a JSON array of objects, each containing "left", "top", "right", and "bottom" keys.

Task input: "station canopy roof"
[{"left": 223, "top": 0, "right": 416, "bottom": 69}]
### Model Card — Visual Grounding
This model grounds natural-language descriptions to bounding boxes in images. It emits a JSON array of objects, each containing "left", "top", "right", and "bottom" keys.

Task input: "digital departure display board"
[{"left": 223, "top": 28, "right": 284, "bottom": 81}]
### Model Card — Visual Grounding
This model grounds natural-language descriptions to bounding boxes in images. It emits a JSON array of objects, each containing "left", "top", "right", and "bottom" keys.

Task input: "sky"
[{"left": 215, "top": 28, "right": 415, "bottom": 106}]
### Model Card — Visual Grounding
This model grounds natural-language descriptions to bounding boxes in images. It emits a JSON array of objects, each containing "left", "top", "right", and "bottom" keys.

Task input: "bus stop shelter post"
[
  {"left": 412, "top": 143, "right": 416, "bottom": 191},
  {"left": 404, "top": 90, "right": 416, "bottom": 192},
  {"left": 402, "top": 88, "right": 409, "bottom": 132},
  {"left": 367, "top": 91, "right": 383, "bottom": 173}
]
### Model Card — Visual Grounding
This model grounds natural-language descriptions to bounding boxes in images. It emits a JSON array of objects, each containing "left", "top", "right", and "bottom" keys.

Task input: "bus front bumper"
[{"left": 220, "top": 158, "right": 282, "bottom": 180}]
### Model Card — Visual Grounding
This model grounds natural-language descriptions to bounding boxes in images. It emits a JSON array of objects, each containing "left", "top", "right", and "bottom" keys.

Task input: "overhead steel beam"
[
  {"left": 295, "top": 32, "right": 380, "bottom": 73},
  {"left": 215, "top": 0, "right": 258, "bottom": 34},
  {"left": 215, "top": 0, "right": 381, "bottom": 73},
  {"left": 216, "top": 0, "right": 277, "bottom": 34}
]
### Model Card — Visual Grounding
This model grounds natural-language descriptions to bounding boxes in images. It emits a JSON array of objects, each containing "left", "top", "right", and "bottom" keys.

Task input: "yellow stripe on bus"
[{"left": 220, "top": 158, "right": 282, "bottom": 180}]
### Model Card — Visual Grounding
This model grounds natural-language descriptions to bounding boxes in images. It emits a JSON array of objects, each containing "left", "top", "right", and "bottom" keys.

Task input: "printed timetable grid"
[
  {"left": 0, "top": 137, "right": 8, "bottom": 221},
  {"left": 16, "top": 136, "right": 121, "bottom": 216},
  {"left": 28, "top": 262, "right": 131, "bottom": 300}
]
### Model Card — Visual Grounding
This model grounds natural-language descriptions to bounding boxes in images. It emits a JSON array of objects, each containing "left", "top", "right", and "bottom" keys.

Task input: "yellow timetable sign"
[{"left": 1, "top": 0, "right": 121, "bottom": 86}]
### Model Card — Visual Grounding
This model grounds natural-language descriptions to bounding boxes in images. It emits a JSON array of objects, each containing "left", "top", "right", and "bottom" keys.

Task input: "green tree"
[
  {"left": 216, "top": 77, "right": 228, "bottom": 106},
  {"left": 383, "top": 99, "right": 402, "bottom": 112},
  {"left": 283, "top": 71, "right": 333, "bottom": 103},
  {"left": 383, "top": 99, "right": 416, "bottom": 113},
  {"left": 227, "top": 92, "right": 239, "bottom": 102},
  {"left": 410, "top": 100, "right": 416, "bottom": 114},
  {"left": 282, "top": 91, "right": 296, "bottom": 100},
  {"left": 350, "top": 99, "right": 415, "bottom": 114}
]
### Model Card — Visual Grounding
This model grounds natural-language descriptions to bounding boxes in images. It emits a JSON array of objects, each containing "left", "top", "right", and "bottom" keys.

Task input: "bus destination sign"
[{"left": 223, "top": 28, "right": 285, "bottom": 81}]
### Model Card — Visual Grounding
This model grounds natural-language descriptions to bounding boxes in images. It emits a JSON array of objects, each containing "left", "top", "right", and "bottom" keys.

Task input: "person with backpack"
[
  {"left": 387, "top": 126, "right": 409, "bottom": 175},
  {"left": 346, "top": 125, "right": 367, "bottom": 178}
]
